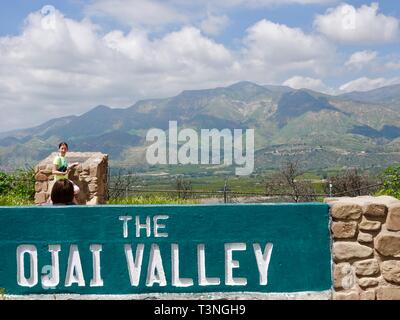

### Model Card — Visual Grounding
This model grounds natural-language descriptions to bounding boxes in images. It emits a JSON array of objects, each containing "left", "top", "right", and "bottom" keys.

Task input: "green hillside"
[{"left": 1, "top": 81, "right": 400, "bottom": 173}]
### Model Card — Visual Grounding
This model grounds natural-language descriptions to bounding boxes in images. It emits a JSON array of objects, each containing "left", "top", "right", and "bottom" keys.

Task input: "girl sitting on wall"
[{"left": 52, "top": 142, "right": 80, "bottom": 202}]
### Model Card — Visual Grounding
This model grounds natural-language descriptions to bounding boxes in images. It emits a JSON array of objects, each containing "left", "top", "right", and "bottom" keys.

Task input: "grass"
[
  {"left": 0, "top": 195, "right": 33, "bottom": 206},
  {"left": 108, "top": 194, "right": 200, "bottom": 205}
]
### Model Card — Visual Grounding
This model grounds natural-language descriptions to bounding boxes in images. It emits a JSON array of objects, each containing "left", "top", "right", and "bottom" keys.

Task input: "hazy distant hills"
[{"left": 1, "top": 81, "right": 400, "bottom": 173}]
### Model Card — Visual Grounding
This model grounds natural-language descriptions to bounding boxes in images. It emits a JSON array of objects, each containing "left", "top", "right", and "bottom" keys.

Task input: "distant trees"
[
  {"left": 175, "top": 176, "right": 192, "bottom": 199},
  {"left": 325, "top": 168, "right": 380, "bottom": 197},
  {"left": 107, "top": 168, "right": 139, "bottom": 200},
  {"left": 265, "top": 159, "right": 317, "bottom": 202}
]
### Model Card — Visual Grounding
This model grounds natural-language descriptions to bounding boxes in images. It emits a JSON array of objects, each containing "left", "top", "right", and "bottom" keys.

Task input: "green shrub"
[
  {"left": 0, "top": 168, "right": 35, "bottom": 201},
  {"left": 11, "top": 168, "right": 36, "bottom": 199},
  {"left": 378, "top": 166, "right": 400, "bottom": 199},
  {"left": 0, "top": 172, "right": 13, "bottom": 195}
]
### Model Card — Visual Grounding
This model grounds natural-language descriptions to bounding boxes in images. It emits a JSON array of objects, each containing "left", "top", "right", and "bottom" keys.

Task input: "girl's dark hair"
[
  {"left": 59, "top": 142, "right": 69, "bottom": 150},
  {"left": 51, "top": 180, "right": 74, "bottom": 205}
]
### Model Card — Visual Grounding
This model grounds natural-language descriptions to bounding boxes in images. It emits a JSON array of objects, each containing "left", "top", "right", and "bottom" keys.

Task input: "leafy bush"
[
  {"left": 0, "top": 172, "right": 13, "bottom": 194},
  {"left": 379, "top": 165, "right": 400, "bottom": 199},
  {"left": 0, "top": 168, "right": 35, "bottom": 205}
]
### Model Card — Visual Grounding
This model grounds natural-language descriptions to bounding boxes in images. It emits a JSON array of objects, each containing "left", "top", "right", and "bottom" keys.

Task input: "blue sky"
[{"left": 0, "top": 0, "right": 399, "bottom": 131}]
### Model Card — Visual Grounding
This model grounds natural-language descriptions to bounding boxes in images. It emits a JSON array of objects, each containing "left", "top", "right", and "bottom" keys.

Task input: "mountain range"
[{"left": 1, "top": 81, "right": 400, "bottom": 174}]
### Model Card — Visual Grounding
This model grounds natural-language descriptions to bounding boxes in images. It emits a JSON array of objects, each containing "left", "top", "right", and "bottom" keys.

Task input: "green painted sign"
[{"left": 0, "top": 204, "right": 331, "bottom": 296}]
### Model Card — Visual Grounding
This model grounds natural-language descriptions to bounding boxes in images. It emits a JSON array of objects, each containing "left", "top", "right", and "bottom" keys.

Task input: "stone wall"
[
  {"left": 327, "top": 196, "right": 400, "bottom": 300},
  {"left": 34, "top": 152, "right": 108, "bottom": 205}
]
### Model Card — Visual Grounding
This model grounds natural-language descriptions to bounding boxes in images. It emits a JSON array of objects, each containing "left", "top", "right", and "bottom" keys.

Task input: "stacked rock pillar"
[
  {"left": 35, "top": 152, "right": 108, "bottom": 205},
  {"left": 328, "top": 196, "right": 400, "bottom": 300}
]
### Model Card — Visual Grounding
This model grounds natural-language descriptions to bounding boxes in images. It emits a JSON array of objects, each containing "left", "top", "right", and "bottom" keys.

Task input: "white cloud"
[
  {"left": 345, "top": 50, "right": 377, "bottom": 70},
  {"left": 241, "top": 19, "right": 335, "bottom": 79},
  {"left": 314, "top": 2, "right": 400, "bottom": 44},
  {"left": 85, "top": 0, "right": 187, "bottom": 28},
  {"left": 200, "top": 13, "right": 230, "bottom": 36},
  {"left": 0, "top": 6, "right": 345, "bottom": 132},
  {"left": 0, "top": 9, "right": 236, "bottom": 131},
  {"left": 283, "top": 76, "right": 332, "bottom": 93},
  {"left": 339, "top": 77, "right": 400, "bottom": 93}
]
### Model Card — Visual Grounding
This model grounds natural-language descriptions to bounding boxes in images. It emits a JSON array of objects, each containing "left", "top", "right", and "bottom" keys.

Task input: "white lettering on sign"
[
  {"left": 15, "top": 215, "right": 274, "bottom": 290},
  {"left": 65, "top": 245, "right": 85, "bottom": 287},
  {"left": 136, "top": 216, "right": 151, "bottom": 238},
  {"left": 154, "top": 216, "right": 169, "bottom": 238},
  {"left": 124, "top": 244, "right": 145, "bottom": 287},
  {"left": 253, "top": 243, "right": 273, "bottom": 286},
  {"left": 171, "top": 244, "right": 194, "bottom": 287},
  {"left": 16, "top": 242, "right": 273, "bottom": 289},
  {"left": 90, "top": 244, "right": 104, "bottom": 287},
  {"left": 119, "top": 216, "right": 132, "bottom": 239},
  {"left": 146, "top": 244, "right": 167, "bottom": 287},
  {"left": 119, "top": 215, "right": 170, "bottom": 238},
  {"left": 225, "top": 243, "right": 247, "bottom": 286},
  {"left": 197, "top": 244, "right": 220, "bottom": 286},
  {"left": 17, "top": 245, "right": 38, "bottom": 288},
  {"left": 41, "top": 245, "right": 61, "bottom": 289}
]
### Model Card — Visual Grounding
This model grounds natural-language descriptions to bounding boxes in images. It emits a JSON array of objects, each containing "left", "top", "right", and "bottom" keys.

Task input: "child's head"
[
  {"left": 58, "top": 142, "right": 69, "bottom": 156},
  {"left": 51, "top": 179, "right": 74, "bottom": 205}
]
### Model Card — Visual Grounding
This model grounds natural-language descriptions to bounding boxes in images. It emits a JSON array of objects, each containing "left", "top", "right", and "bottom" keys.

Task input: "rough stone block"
[
  {"left": 360, "top": 289, "right": 375, "bottom": 300},
  {"left": 34, "top": 193, "right": 48, "bottom": 204},
  {"left": 386, "top": 205, "right": 400, "bottom": 232},
  {"left": 87, "top": 196, "right": 99, "bottom": 205},
  {"left": 334, "top": 263, "right": 356, "bottom": 289},
  {"left": 333, "top": 242, "right": 373, "bottom": 261},
  {"left": 35, "top": 182, "right": 42, "bottom": 193},
  {"left": 331, "top": 221, "right": 358, "bottom": 239},
  {"left": 42, "top": 181, "right": 48, "bottom": 193},
  {"left": 375, "top": 231, "right": 400, "bottom": 258},
  {"left": 364, "top": 203, "right": 388, "bottom": 217},
  {"left": 359, "top": 216, "right": 381, "bottom": 231},
  {"left": 354, "top": 259, "right": 379, "bottom": 276},
  {"left": 333, "top": 290, "right": 359, "bottom": 300},
  {"left": 381, "top": 260, "right": 400, "bottom": 284},
  {"left": 358, "top": 232, "right": 373, "bottom": 243},
  {"left": 358, "top": 277, "right": 379, "bottom": 288},
  {"left": 88, "top": 183, "right": 98, "bottom": 193},
  {"left": 35, "top": 173, "right": 48, "bottom": 182},
  {"left": 90, "top": 165, "right": 99, "bottom": 177},
  {"left": 376, "top": 287, "right": 400, "bottom": 300},
  {"left": 332, "top": 203, "right": 363, "bottom": 220}
]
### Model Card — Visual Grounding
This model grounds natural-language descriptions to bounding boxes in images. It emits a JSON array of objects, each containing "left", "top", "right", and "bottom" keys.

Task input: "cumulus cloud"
[
  {"left": 200, "top": 13, "right": 230, "bottom": 36},
  {"left": 339, "top": 77, "right": 400, "bottom": 92},
  {"left": 345, "top": 50, "right": 377, "bottom": 70},
  {"left": 283, "top": 76, "right": 333, "bottom": 93},
  {"left": 0, "top": 9, "right": 236, "bottom": 131},
  {"left": 314, "top": 2, "right": 400, "bottom": 44},
  {"left": 0, "top": 5, "right": 345, "bottom": 132},
  {"left": 241, "top": 19, "right": 335, "bottom": 79}
]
